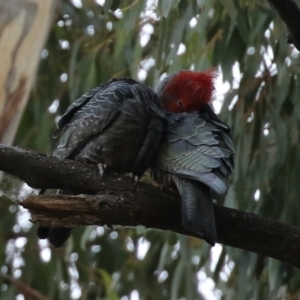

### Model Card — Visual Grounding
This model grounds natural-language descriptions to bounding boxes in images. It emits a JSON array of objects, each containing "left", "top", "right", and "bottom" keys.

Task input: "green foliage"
[{"left": 1, "top": 0, "right": 299, "bottom": 299}]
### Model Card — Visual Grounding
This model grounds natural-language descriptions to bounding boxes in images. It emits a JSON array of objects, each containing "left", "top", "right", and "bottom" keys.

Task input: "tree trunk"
[{"left": 0, "top": 0, "right": 57, "bottom": 145}]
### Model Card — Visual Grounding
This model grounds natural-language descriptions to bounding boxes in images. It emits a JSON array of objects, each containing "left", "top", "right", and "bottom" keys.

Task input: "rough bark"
[
  {"left": 0, "top": 0, "right": 57, "bottom": 145},
  {"left": 1, "top": 144, "right": 300, "bottom": 269},
  {"left": 267, "top": 0, "right": 300, "bottom": 51}
]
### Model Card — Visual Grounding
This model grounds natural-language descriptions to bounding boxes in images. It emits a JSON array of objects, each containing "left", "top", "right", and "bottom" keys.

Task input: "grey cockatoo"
[{"left": 38, "top": 78, "right": 166, "bottom": 247}]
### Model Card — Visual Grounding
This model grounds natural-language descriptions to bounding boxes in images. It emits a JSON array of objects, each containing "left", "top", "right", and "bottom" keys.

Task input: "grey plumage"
[
  {"left": 152, "top": 105, "right": 234, "bottom": 245},
  {"left": 38, "top": 78, "right": 166, "bottom": 247},
  {"left": 53, "top": 78, "right": 166, "bottom": 176}
]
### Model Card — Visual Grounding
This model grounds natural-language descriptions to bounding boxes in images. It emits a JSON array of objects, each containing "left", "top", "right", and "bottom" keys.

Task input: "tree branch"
[
  {"left": 267, "top": 0, "right": 300, "bottom": 51},
  {"left": 0, "top": 272, "right": 51, "bottom": 300},
  {"left": 1, "top": 144, "right": 300, "bottom": 269}
]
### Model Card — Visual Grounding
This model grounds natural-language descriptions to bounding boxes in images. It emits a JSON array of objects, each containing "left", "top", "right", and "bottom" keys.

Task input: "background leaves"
[{"left": 1, "top": 0, "right": 300, "bottom": 299}]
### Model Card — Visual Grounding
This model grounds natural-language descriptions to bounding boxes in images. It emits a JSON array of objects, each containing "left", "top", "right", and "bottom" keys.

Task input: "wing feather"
[{"left": 154, "top": 110, "right": 234, "bottom": 195}]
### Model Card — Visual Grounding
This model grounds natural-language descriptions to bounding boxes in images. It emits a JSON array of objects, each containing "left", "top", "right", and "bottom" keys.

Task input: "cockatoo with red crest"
[{"left": 153, "top": 70, "right": 234, "bottom": 245}]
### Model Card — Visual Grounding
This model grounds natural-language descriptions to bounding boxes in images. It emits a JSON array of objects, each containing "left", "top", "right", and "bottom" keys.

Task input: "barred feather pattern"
[
  {"left": 152, "top": 105, "right": 234, "bottom": 245},
  {"left": 53, "top": 78, "right": 166, "bottom": 176},
  {"left": 38, "top": 78, "right": 166, "bottom": 247}
]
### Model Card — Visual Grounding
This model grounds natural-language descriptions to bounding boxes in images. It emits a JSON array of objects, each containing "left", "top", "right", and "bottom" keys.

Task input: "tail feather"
[
  {"left": 174, "top": 177, "right": 217, "bottom": 246},
  {"left": 37, "top": 226, "right": 72, "bottom": 248},
  {"left": 48, "top": 227, "right": 73, "bottom": 248},
  {"left": 37, "top": 226, "right": 50, "bottom": 239},
  {"left": 36, "top": 189, "right": 73, "bottom": 248}
]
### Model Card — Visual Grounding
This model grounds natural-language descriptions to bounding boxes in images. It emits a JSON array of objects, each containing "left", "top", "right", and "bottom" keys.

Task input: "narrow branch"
[
  {"left": 267, "top": 0, "right": 300, "bottom": 51},
  {"left": 0, "top": 272, "right": 51, "bottom": 300},
  {"left": 1, "top": 144, "right": 300, "bottom": 269}
]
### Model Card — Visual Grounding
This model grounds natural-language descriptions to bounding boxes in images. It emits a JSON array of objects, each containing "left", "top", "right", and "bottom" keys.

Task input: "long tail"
[
  {"left": 36, "top": 189, "right": 72, "bottom": 248},
  {"left": 37, "top": 227, "right": 72, "bottom": 248},
  {"left": 174, "top": 177, "right": 217, "bottom": 246}
]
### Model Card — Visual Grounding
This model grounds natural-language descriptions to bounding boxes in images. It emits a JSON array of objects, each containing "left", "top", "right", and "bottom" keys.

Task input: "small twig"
[{"left": 0, "top": 272, "right": 52, "bottom": 300}]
